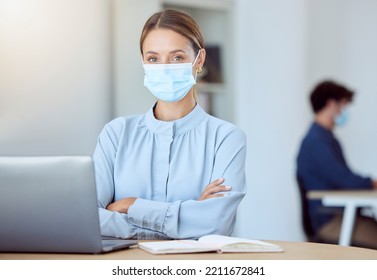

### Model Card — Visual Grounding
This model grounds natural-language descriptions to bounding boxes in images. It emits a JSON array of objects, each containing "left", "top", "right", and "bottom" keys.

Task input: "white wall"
[
  {"left": 308, "top": 0, "right": 377, "bottom": 179},
  {"left": 0, "top": 0, "right": 112, "bottom": 155},
  {"left": 233, "top": 0, "right": 309, "bottom": 241},
  {"left": 340, "top": 0, "right": 377, "bottom": 179}
]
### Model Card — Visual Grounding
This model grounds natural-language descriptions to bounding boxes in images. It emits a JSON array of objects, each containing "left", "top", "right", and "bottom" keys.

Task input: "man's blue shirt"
[{"left": 297, "top": 122, "right": 372, "bottom": 232}]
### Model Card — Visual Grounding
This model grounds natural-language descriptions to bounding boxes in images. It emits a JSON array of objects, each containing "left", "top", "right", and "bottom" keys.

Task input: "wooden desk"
[
  {"left": 308, "top": 190, "right": 377, "bottom": 246},
  {"left": 1, "top": 240, "right": 376, "bottom": 260}
]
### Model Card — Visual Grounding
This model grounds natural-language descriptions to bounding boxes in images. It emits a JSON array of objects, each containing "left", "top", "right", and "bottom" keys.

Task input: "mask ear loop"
[
  {"left": 192, "top": 49, "right": 201, "bottom": 65},
  {"left": 193, "top": 50, "right": 202, "bottom": 80}
]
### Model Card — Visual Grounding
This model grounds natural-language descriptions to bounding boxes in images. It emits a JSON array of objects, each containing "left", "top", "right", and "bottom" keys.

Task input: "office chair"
[
  {"left": 296, "top": 175, "right": 322, "bottom": 242},
  {"left": 296, "top": 176, "right": 372, "bottom": 247}
]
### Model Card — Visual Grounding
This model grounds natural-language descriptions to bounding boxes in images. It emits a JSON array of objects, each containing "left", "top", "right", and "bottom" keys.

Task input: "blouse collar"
[{"left": 145, "top": 103, "right": 208, "bottom": 136}]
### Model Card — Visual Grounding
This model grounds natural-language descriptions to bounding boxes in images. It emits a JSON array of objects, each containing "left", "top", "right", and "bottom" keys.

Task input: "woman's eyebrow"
[
  {"left": 144, "top": 50, "right": 158, "bottom": 55},
  {"left": 169, "top": 49, "right": 187, "bottom": 54},
  {"left": 144, "top": 49, "right": 188, "bottom": 55}
]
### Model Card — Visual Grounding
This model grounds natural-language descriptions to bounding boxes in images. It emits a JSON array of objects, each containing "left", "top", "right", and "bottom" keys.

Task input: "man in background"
[{"left": 297, "top": 80, "right": 377, "bottom": 249}]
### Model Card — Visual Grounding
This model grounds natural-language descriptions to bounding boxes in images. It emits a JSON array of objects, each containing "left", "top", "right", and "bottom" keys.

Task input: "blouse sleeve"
[
  {"left": 93, "top": 120, "right": 171, "bottom": 239},
  {"left": 93, "top": 121, "right": 134, "bottom": 238},
  {"left": 127, "top": 127, "right": 247, "bottom": 239}
]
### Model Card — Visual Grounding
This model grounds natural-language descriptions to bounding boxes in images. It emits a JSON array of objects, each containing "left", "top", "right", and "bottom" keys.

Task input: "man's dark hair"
[{"left": 310, "top": 80, "right": 354, "bottom": 113}]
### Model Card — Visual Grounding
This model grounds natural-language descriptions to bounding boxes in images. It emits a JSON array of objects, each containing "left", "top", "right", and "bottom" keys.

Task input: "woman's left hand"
[
  {"left": 106, "top": 197, "right": 137, "bottom": 213},
  {"left": 198, "top": 178, "right": 231, "bottom": 201}
]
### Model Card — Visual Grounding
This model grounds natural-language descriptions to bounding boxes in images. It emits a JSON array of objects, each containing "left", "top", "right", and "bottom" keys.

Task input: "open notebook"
[{"left": 138, "top": 235, "right": 283, "bottom": 254}]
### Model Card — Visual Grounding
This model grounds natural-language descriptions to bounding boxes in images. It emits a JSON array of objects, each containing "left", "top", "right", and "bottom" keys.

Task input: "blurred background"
[{"left": 1, "top": 0, "right": 377, "bottom": 242}]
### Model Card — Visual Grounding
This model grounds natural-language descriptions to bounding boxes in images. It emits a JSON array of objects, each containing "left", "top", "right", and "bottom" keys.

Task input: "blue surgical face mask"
[
  {"left": 143, "top": 51, "right": 200, "bottom": 103},
  {"left": 335, "top": 107, "right": 350, "bottom": 127}
]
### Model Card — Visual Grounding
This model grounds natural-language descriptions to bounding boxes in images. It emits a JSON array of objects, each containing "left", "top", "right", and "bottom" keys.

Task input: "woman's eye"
[
  {"left": 172, "top": 56, "right": 184, "bottom": 62},
  {"left": 147, "top": 57, "right": 158, "bottom": 63}
]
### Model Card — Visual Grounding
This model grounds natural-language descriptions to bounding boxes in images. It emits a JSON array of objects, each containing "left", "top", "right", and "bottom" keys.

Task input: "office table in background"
[
  {"left": 308, "top": 190, "right": 377, "bottom": 246},
  {"left": 1, "top": 240, "right": 376, "bottom": 260}
]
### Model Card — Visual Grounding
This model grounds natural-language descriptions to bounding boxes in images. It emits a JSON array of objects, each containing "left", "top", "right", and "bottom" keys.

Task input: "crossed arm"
[{"left": 106, "top": 178, "right": 231, "bottom": 213}]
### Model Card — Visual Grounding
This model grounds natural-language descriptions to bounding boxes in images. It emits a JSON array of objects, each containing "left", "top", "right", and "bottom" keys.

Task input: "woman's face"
[{"left": 142, "top": 28, "right": 202, "bottom": 74}]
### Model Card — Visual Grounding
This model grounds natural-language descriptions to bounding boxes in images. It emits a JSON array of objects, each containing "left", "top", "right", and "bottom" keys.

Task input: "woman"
[{"left": 93, "top": 9, "right": 247, "bottom": 240}]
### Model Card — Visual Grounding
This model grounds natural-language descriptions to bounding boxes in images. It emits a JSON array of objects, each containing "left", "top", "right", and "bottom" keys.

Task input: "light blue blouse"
[{"left": 93, "top": 104, "right": 247, "bottom": 240}]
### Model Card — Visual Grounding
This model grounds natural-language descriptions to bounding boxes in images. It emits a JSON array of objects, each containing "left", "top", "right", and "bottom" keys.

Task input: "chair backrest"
[{"left": 296, "top": 175, "right": 316, "bottom": 240}]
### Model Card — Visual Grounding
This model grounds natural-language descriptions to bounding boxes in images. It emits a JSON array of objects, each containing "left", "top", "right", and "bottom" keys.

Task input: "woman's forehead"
[{"left": 142, "top": 28, "right": 193, "bottom": 54}]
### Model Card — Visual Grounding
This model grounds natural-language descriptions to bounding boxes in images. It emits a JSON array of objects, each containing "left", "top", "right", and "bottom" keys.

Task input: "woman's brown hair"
[{"left": 139, "top": 9, "right": 205, "bottom": 55}]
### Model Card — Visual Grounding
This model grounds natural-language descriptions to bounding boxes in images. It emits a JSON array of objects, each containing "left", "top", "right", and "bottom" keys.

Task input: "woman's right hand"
[
  {"left": 198, "top": 178, "right": 232, "bottom": 201},
  {"left": 106, "top": 197, "right": 137, "bottom": 214}
]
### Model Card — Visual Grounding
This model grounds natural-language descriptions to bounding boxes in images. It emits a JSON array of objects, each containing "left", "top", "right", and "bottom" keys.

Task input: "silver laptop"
[{"left": 0, "top": 156, "right": 137, "bottom": 254}]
